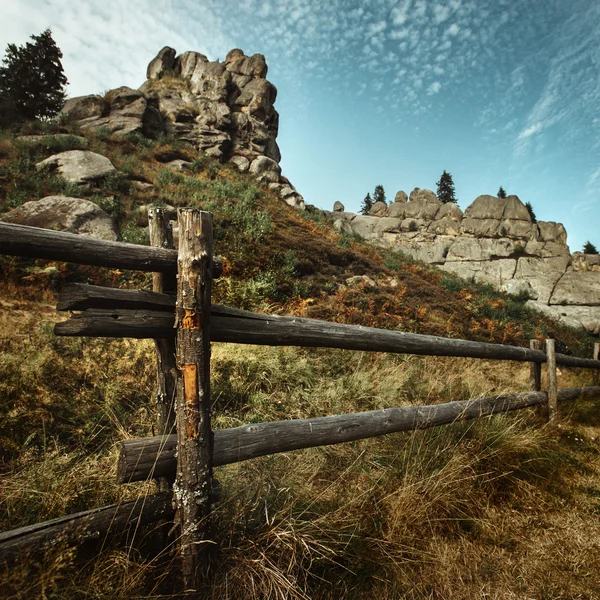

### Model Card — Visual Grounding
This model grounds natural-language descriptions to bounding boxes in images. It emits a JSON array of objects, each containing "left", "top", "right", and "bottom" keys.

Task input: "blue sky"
[{"left": 2, "top": 0, "right": 599, "bottom": 251}]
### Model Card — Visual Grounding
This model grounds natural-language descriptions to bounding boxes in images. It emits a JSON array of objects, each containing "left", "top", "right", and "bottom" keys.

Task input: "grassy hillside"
[{"left": 1, "top": 121, "right": 600, "bottom": 599}]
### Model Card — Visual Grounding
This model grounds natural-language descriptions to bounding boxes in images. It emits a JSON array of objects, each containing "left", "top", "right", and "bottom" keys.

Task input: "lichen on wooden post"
[
  {"left": 173, "top": 209, "right": 214, "bottom": 592},
  {"left": 148, "top": 207, "right": 177, "bottom": 492},
  {"left": 546, "top": 338, "right": 558, "bottom": 422},
  {"left": 594, "top": 343, "right": 600, "bottom": 387}
]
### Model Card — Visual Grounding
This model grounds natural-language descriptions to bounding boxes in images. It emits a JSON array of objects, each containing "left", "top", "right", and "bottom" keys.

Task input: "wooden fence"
[{"left": 1, "top": 213, "right": 599, "bottom": 592}]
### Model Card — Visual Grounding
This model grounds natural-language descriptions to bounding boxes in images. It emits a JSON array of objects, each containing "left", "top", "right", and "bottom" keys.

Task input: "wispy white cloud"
[{"left": 518, "top": 122, "right": 544, "bottom": 140}]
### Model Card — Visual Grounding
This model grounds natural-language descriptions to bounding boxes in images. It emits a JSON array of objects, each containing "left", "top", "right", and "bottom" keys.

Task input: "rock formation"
[
  {"left": 60, "top": 47, "right": 305, "bottom": 209},
  {"left": 324, "top": 191, "right": 600, "bottom": 334}
]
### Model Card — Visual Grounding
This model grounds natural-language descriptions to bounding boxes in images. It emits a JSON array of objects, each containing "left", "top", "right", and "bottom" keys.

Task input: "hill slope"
[{"left": 1, "top": 124, "right": 600, "bottom": 599}]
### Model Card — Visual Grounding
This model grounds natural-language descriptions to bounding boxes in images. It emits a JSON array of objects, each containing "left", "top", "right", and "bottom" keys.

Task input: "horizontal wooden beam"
[
  {"left": 0, "top": 222, "right": 223, "bottom": 277},
  {"left": 118, "top": 389, "right": 600, "bottom": 484},
  {"left": 0, "top": 221, "right": 177, "bottom": 273},
  {"left": 54, "top": 303, "right": 600, "bottom": 370},
  {"left": 0, "top": 493, "right": 173, "bottom": 564},
  {"left": 57, "top": 283, "right": 175, "bottom": 312}
]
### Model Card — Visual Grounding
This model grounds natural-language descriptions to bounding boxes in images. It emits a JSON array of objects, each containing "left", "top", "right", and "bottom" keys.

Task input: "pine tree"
[
  {"left": 0, "top": 29, "right": 68, "bottom": 125},
  {"left": 497, "top": 186, "right": 507, "bottom": 198},
  {"left": 360, "top": 192, "right": 373, "bottom": 215},
  {"left": 525, "top": 201, "right": 537, "bottom": 223},
  {"left": 373, "top": 185, "right": 386, "bottom": 205},
  {"left": 436, "top": 170, "right": 457, "bottom": 203},
  {"left": 583, "top": 241, "right": 598, "bottom": 255}
]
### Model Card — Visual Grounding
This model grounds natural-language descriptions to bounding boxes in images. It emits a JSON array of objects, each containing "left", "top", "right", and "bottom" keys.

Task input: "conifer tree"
[
  {"left": 0, "top": 29, "right": 68, "bottom": 125},
  {"left": 373, "top": 184, "right": 386, "bottom": 205},
  {"left": 583, "top": 241, "right": 598, "bottom": 255},
  {"left": 436, "top": 170, "right": 457, "bottom": 203},
  {"left": 360, "top": 192, "right": 373, "bottom": 215},
  {"left": 525, "top": 201, "right": 537, "bottom": 223},
  {"left": 497, "top": 186, "right": 507, "bottom": 198}
]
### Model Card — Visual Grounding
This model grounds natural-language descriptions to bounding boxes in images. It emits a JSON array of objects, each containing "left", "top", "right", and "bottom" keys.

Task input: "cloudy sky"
[{"left": 2, "top": 0, "right": 599, "bottom": 251}]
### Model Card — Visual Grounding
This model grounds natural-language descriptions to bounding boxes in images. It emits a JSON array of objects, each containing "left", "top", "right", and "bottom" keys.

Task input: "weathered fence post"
[
  {"left": 545, "top": 338, "right": 558, "bottom": 422},
  {"left": 174, "top": 209, "right": 214, "bottom": 592},
  {"left": 529, "top": 339, "right": 542, "bottom": 391},
  {"left": 594, "top": 343, "right": 600, "bottom": 387},
  {"left": 148, "top": 207, "right": 177, "bottom": 492}
]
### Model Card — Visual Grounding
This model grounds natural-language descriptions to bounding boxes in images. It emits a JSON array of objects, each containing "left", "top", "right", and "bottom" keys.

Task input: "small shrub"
[
  {"left": 93, "top": 127, "right": 111, "bottom": 141},
  {"left": 120, "top": 222, "right": 149, "bottom": 245},
  {"left": 440, "top": 274, "right": 465, "bottom": 293}
]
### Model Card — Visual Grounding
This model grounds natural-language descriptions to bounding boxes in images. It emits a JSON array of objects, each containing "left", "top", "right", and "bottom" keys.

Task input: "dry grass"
[{"left": 1, "top": 128, "right": 600, "bottom": 597}]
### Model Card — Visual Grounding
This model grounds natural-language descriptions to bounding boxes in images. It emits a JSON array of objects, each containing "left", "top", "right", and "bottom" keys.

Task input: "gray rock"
[
  {"left": 333, "top": 201, "right": 345, "bottom": 212},
  {"left": 435, "top": 202, "right": 463, "bottom": 221},
  {"left": 498, "top": 219, "right": 534, "bottom": 239},
  {"left": 526, "top": 301, "right": 589, "bottom": 332},
  {"left": 147, "top": 46, "right": 177, "bottom": 79},
  {"left": 16, "top": 134, "right": 89, "bottom": 149},
  {"left": 333, "top": 219, "right": 353, "bottom": 235},
  {"left": 537, "top": 221, "right": 567, "bottom": 244},
  {"left": 346, "top": 275, "right": 376, "bottom": 288},
  {"left": 249, "top": 155, "right": 281, "bottom": 182},
  {"left": 369, "top": 201, "right": 387, "bottom": 216},
  {"left": 60, "top": 95, "right": 106, "bottom": 121},
  {"left": 387, "top": 202, "right": 406, "bottom": 218},
  {"left": 463, "top": 195, "right": 506, "bottom": 220},
  {"left": 349, "top": 215, "right": 381, "bottom": 239},
  {"left": 440, "top": 259, "right": 517, "bottom": 287},
  {"left": 460, "top": 218, "right": 501, "bottom": 237},
  {"left": 513, "top": 256, "right": 570, "bottom": 304},
  {"left": 446, "top": 238, "right": 520, "bottom": 262},
  {"left": 404, "top": 193, "right": 442, "bottom": 220},
  {"left": 428, "top": 217, "right": 461, "bottom": 236},
  {"left": 570, "top": 252, "right": 600, "bottom": 272},
  {"left": 165, "top": 159, "right": 191, "bottom": 172},
  {"left": 279, "top": 185, "right": 296, "bottom": 199},
  {"left": 394, "top": 190, "right": 408, "bottom": 203},
  {"left": 230, "top": 155, "right": 250, "bottom": 171},
  {"left": 550, "top": 271, "right": 600, "bottom": 306},
  {"left": 503, "top": 196, "right": 531, "bottom": 221},
  {"left": 0, "top": 195, "right": 117, "bottom": 240},
  {"left": 525, "top": 240, "right": 570, "bottom": 258},
  {"left": 36, "top": 150, "right": 116, "bottom": 185},
  {"left": 397, "top": 238, "right": 454, "bottom": 264},
  {"left": 502, "top": 279, "right": 538, "bottom": 299}
]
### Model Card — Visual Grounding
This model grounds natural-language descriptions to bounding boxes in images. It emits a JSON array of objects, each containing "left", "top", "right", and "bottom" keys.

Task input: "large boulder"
[
  {"left": 537, "top": 221, "right": 567, "bottom": 244},
  {"left": 441, "top": 259, "right": 517, "bottom": 287},
  {"left": 0, "top": 196, "right": 117, "bottom": 240},
  {"left": 249, "top": 155, "right": 281, "bottom": 182},
  {"left": 526, "top": 301, "right": 587, "bottom": 331},
  {"left": 445, "top": 238, "right": 521, "bottom": 262},
  {"left": 570, "top": 252, "right": 600, "bottom": 272},
  {"left": 396, "top": 238, "right": 454, "bottom": 264},
  {"left": 404, "top": 192, "right": 442, "bottom": 220},
  {"left": 60, "top": 95, "right": 106, "bottom": 121},
  {"left": 460, "top": 218, "right": 501, "bottom": 237},
  {"left": 387, "top": 202, "right": 406, "bottom": 218},
  {"left": 349, "top": 215, "right": 381, "bottom": 239},
  {"left": 36, "top": 150, "right": 116, "bottom": 185},
  {"left": 394, "top": 190, "right": 408, "bottom": 203},
  {"left": 550, "top": 271, "right": 600, "bottom": 306},
  {"left": 333, "top": 201, "right": 345, "bottom": 212},
  {"left": 369, "top": 201, "right": 387, "bottom": 216},
  {"left": 147, "top": 46, "right": 177, "bottom": 79},
  {"left": 463, "top": 195, "right": 506, "bottom": 220},
  {"left": 525, "top": 240, "right": 570, "bottom": 258},
  {"left": 513, "top": 256, "right": 570, "bottom": 303}
]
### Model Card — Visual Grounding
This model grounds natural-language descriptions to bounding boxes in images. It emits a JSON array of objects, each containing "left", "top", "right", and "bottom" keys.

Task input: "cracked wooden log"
[
  {"left": 0, "top": 493, "right": 173, "bottom": 564},
  {"left": 117, "top": 387, "right": 600, "bottom": 484},
  {"left": 148, "top": 207, "right": 177, "bottom": 493},
  {"left": 173, "top": 209, "right": 214, "bottom": 591},
  {"left": 54, "top": 303, "right": 600, "bottom": 371}
]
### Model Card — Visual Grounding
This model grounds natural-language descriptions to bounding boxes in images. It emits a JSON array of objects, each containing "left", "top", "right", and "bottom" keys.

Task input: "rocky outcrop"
[
  {"left": 36, "top": 150, "right": 116, "bottom": 185},
  {"left": 0, "top": 196, "right": 117, "bottom": 240},
  {"left": 60, "top": 47, "right": 305, "bottom": 210},
  {"left": 327, "top": 189, "right": 600, "bottom": 334}
]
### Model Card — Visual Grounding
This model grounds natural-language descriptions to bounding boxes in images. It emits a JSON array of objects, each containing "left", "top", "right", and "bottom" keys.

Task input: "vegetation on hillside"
[{"left": 1, "top": 120, "right": 600, "bottom": 598}]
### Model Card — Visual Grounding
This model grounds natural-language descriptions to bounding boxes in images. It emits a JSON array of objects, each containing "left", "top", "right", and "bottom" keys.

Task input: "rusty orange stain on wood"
[
  {"left": 183, "top": 364, "right": 199, "bottom": 439},
  {"left": 182, "top": 309, "right": 201, "bottom": 329}
]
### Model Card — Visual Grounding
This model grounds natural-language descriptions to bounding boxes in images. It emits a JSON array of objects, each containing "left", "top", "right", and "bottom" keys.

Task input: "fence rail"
[{"left": 1, "top": 217, "right": 599, "bottom": 592}]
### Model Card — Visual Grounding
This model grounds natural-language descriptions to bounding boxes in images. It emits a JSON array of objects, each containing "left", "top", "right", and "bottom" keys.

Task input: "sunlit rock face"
[
  {"left": 325, "top": 190, "right": 600, "bottom": 334},
  {"left": 60, "top": 47, "right": 305, "bottom": 210}
]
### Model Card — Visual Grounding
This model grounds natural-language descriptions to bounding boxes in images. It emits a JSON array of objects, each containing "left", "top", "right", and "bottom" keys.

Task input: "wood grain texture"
[
  {"left": 546, "top": 338, "right": 558, "bottom": 422},
  {"left": 529, "top": 339, "right": 542, "bottom": 392},
  {"left": 54, "top": 303, "right": 600, "bottom": 370},
  {"left": 0, "top": 493, "right": 172, "bottom": 564},
  {"left": 148, "top": 207, "right": 177, "bottom": 493},
  {"left": 0, "top": 221, "right": 177, "bottom": 272},
  {"left": 174, "top": 209, "right": 214, "bottom": 591},
  {"left": 116, "top": 387, "right": 600, "bottom": 484}
]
